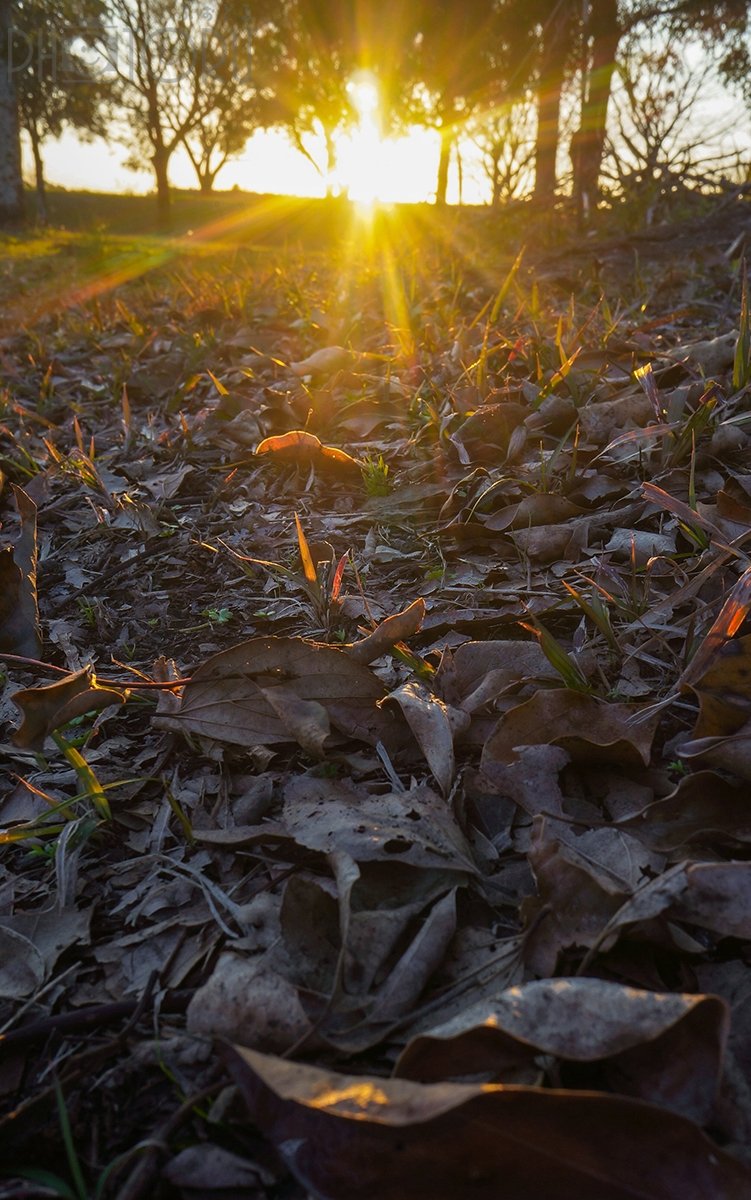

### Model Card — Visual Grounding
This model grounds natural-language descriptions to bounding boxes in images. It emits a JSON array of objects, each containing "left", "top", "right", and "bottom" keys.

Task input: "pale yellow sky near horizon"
[
  {"left": 20, "top": 56, "right": 751, "bottom": 207},
  {"left": 25, "top": 122, "right": 462, "bottom": 205}
]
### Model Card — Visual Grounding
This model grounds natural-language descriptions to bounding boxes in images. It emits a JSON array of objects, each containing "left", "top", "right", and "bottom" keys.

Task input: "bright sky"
[
  {"left": 21, "top": 75, "right": 481, "bottom": 205},
  {"left": 27, "top": 118, "right": 461, "bottom": 205},
  {"left": 20, "top": 64, "right": 751, "bottom": 207}
]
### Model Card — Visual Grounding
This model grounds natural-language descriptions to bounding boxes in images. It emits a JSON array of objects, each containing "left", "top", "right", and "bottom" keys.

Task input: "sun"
[
  {"left": 333, "top": 75, "right": 387, "bottom": 207},
  {"left": 328, "top": 72, "right": 444, "bottom": 206}
]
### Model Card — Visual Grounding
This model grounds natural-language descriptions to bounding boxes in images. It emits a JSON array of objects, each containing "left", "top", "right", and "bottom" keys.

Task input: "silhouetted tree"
[
  {"left": 469, "top": 99, "right": 536, "bottom": 205},
  {"left": 265, "top": 0, "right": 416, "bottom": 194},
  {"left": 400, "top": 0, "right": 502, "bottom": 204},
  {"left": 97, "top": 0, "right": 261, "bottom": 225},
  {"left": 11, "top": 0, "right": 110, "bottom": 222},
  {"left": 0, "top": 0, "right": 25, "bottom": 223}
]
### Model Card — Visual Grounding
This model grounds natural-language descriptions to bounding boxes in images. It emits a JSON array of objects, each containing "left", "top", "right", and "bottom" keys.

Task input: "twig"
[
  {"left": 112, "top": 1083, "right": 222, "bottom": 1200},
  {"left": 0, "top": 988, "right": 192, "bottom": 1050}
]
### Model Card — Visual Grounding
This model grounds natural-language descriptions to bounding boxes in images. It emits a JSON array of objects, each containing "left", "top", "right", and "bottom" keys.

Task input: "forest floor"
[{"left": 2, "top": 191, "right": 751, "bottom": 1198}]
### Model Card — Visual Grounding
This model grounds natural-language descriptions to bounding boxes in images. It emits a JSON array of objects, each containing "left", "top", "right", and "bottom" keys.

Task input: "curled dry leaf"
[
  {"left": 344, "top": 597, "right": 425, "bottom": 665},
  {"left": 481, "top": 690, "right": 660, "bottom": 771},
  {"left": 679, "top": 725, "right": 751, "bottom": 782},
  {"left": 395, "top": 977, "right": 727, "bottom": 1123},
  {"left": 289, "top": 345, "right": 353, "bottom": 377},
  {"left": 255, "top": 429, "right": 361, "bottom": 473},
  {"left": 387, "top": 681, "right": 466, "bottom": 797},
  {"left": 227, "top": 1046, "right": 751, "bottom": 1200},
  {"left": 156, "top": 636, "right": 408, "bottom": 754},
  {"left": 13, "top": 667, "right": 127, "bottom": 751},
  {"left": 623, "top": 771, "right": 751, "bottom": 851},
  {"left": 0, "top": 484, "right": 41, "bottom": 658}
]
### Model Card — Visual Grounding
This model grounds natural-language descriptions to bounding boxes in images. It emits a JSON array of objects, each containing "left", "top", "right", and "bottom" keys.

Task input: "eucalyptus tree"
[
  {"left": 399, "top": 0, "right": 504, "bottom": 204},
  {"left": 96, "top": 0, "right": 263, "bottom": 224},
  {"left": 10, "top": 0, "right": 110, "bottom": 222},
  {"left": 267, "top": 0, "right": 409, "bottom": 194}
]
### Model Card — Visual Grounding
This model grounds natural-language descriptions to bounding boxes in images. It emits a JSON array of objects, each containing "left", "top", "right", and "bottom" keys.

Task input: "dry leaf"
[
  {"left": 290, "top": 345, "right": 353, "bottom": 376},
  {"left": 482, "top": 690, "right": 659, "bottom": 770},
  {"left": 0, "top": 485, "right": 41, "bottom": 658},
  {"left": 228, "top": 1047, "right": 751, "bottom": 1200},
  {"left": 282, "top": 776, "right": 477, "bottom": 875},
  {"left": 157, "top": 636, "right": 407, "bottom": 753},
  {"left": 255, "top": 429, "right": 360, "bottom": 472},
  {"left": 13, "top": 667, "right": 127, "bottom": 751},
  {"left": 395, "top": 977, "right": 727, "bottom": 1123}
]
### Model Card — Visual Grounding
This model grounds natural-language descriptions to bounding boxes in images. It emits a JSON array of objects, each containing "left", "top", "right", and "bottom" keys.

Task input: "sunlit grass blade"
[
  {"left": 518, "top": 613, "right": 590, "bottom": 692},
  {"left": 295, "top": 513, "right": 318, "bottom": 587},
  {"left": 678, "top": 563, "right": 751, "bottom": 690},
  {"left": 51, "top": 732, "right": 111, "bottom": 820},
  {"left": 562, "top": 580, "right": 620, "bottom": 653},
  {"left": 489, "top": 247, "right": 525, "bottom": 326},
  {"left": 330, "top": 552, "right": 348, "bottom": 602},
  {"left": 733, "top": 262, "right": 751, "bottom": 390}
]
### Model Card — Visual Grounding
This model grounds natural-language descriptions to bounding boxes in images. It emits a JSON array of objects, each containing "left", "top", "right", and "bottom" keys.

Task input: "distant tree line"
[{"left": 0, "top": 0, "right": 750, "bottom": 225}]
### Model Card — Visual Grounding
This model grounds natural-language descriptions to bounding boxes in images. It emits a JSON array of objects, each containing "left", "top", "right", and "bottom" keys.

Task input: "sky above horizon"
[
  {"left": 20, "top": 52, "right": 751, "bottom": 207},
  {"left": 25, "top": 122, "right": 466, "bottom": 205}
]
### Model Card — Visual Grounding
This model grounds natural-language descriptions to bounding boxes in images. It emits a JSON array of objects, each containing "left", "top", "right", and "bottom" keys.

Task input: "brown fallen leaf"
[
  {"left": 623, "top": 771, "right": 751, "bottom": 850},
  {"left": 679, "top": 724, "right": 751, "bottom": 781},
  {"left": 395, "top": 977, "right": 727, "bottom": 1123},
  {"left": 282, "top": 777, "right": 477, "bottom": 876},
  {"left": 0, "top": 925, "right": 45, "bottom": 999},
  {"left": 524, "top": 818, "right": 625, "bottom": 975},
  {"left": 664, "top": 330, "right": 737, "bottom": 375},
  {"left": 156, "top": 636, "right": 408, "bottom": 753},
  {"left": 433, "top": 639, "right": 559, "bottom": 713},
  {"left": 481, "top": 690, "right": 659, "bottom": 770},
  {"left": 450, "top": 401, "right": 529, "bottom": 463},
  {"left": 187, "top": 954, "right": 317, "bottom": 1052},
  {"left": 484, "top": 493, "right": 584, "bottom": 532},
  {"left": 255, "top": 429, "right": 361, "bottom": 473},
  {"left": 289, "top": 345, "right": 354, "bottom": 376},
  {"left": 13, "top": 667, "right": 127, "bottom": 751},
  {"left": 387, "top": 681, "right": 466, "bottom": 797},
  {"left": 227, "top": 1047, "right": 751, "bottom": 1200},
  {"left": 0, "top": 485, "right": 41, "bottom": 658},
  {"left": 345, "top": 597, "right": 425, "bottom": 665},
  {"left": 684, "top": 629, "right": 751, "bottom": 738}
]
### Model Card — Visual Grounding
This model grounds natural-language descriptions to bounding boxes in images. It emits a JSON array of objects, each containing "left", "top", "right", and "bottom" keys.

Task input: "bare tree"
[
  {"left": 97, "top": 0, "right": 259, "bottom": 225},
  {"left": 602, "top": 30, "right": 742, "bottom": 224},
  {"left": 12, "top": 0, "right": 111, "bottom": 223},
  {"left": 468, "top": 99, "right": 536, "bottom": 205}
]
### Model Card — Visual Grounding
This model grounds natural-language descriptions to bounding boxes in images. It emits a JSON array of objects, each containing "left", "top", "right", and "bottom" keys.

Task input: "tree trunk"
[
  {"left": 532, "top": 2, "right": 573, "bottom": 204},
  {"left": 29, "top": 119, "right": 47, "bottom": 224},
  {"left": 572, "top": 0, "right": 621, "bottom": 222},
  {"left": 153, "top": 142, "right": 171, "bottom": 229},
  {"left": 435, "top": 124, "right": 452, "bottom": 206},
  {"left": 0, "top": 0, "right": 25, "bottom": 225},
  {"left": 533, "top": 65, "right": 565, "bottom": 202},
  {"left": 323, "top": 126, "right": 336, "bottom": 197}
]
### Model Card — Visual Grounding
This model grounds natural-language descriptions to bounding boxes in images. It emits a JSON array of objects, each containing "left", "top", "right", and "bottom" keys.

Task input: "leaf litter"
[{"left": 3, "top": 205, "right": 751, "bottom": 1194}]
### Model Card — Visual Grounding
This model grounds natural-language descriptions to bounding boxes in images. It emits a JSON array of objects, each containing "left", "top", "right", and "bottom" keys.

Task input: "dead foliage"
[{"left": 2, "top": 202, "right": 751, "bottom": 1197}]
